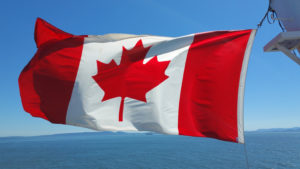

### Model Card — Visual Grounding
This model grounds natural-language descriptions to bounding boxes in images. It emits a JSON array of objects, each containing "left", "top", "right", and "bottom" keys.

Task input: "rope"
[
  {"left": 257, "top": 7, "right": 270, "bottom": 28},
  {"left": 243, "top": 142, "right": 250, "bottom": 169},
  {"left": 272, "top": 10, "right": 286, "bottom": 32},
  {"left": 257, "top": 0, "right": 271, "bottom": 28},
  {"left": 257, "top": 0, "right": 285, "bottom": 32}
]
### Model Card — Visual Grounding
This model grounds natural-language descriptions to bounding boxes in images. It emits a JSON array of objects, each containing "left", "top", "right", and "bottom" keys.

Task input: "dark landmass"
[
  {"left": 1, "top": 127, "right": 300, "bottom": 139},
  {"left": 0, "top": 131, "right": 157, "bottom": 139},
  {"left": 251, "top": 127, "right": 300, "bottom": 133}
]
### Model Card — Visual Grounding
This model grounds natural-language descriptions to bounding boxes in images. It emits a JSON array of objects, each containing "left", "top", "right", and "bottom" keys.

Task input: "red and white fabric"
[{"left": 19, "top": 18, "right": 256, "bottom": 143}]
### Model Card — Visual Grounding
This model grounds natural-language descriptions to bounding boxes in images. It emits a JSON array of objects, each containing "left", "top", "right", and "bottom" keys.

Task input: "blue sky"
[{"left": 0, "top": 0, "right": 299, "bottom": 136}]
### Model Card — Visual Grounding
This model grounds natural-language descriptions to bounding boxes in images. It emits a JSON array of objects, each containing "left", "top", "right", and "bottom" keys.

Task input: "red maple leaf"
[{"left": 92, "top": 40, "right": 170, "bottom": 122}]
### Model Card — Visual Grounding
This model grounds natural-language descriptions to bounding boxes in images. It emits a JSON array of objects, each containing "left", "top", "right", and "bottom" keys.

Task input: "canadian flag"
[{"left": 19, "top": 18, "right": 255, "bottom": 143}]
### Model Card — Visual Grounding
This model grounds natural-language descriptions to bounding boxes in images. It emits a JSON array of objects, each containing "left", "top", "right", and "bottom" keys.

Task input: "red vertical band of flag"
[
  {"left": 178, "top": 30, "right": 251, "bottom": 142},
  {"left": 18, "top": 18, "right": 86, "bottom": 124}
]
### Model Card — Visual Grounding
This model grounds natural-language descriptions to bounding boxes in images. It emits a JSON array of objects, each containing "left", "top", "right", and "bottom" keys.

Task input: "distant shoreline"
[
  {"left": 1, "top": 127, "right": 300, "bottom": 139},
  {"left": 249, "top": 127, "right": 300, "bottom": 133}
]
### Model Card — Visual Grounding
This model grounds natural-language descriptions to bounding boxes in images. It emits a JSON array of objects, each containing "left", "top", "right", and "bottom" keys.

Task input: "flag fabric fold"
[{"left": 19, "top": 18, "right": 256, "bottom": 143}]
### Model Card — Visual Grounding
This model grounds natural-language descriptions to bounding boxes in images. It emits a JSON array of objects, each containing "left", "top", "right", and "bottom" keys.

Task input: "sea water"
[{"left": 0, "top": 132, "right": 299, "bottom": 169}]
